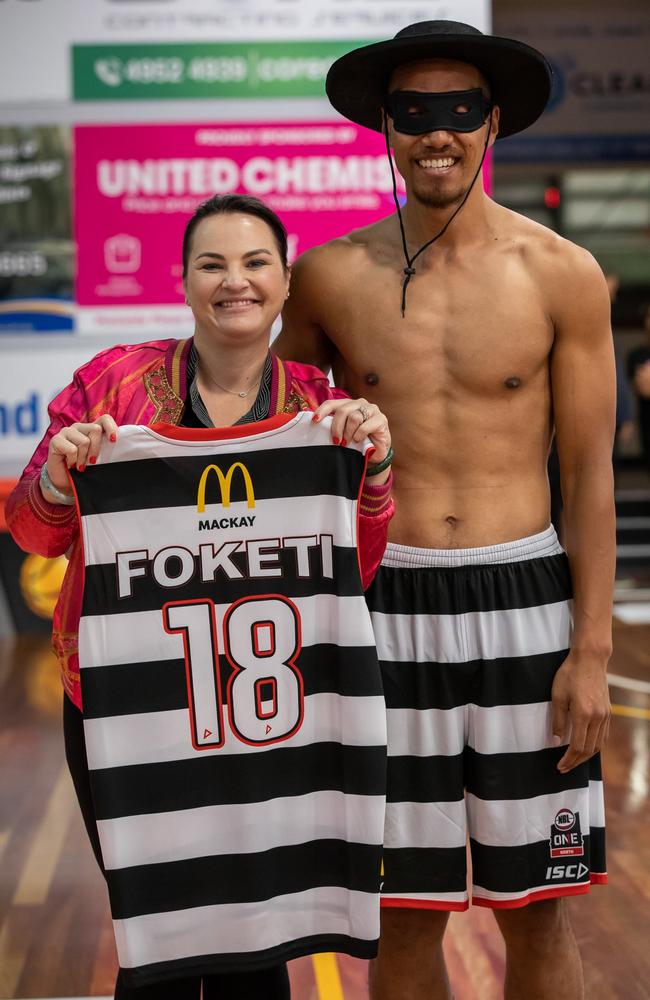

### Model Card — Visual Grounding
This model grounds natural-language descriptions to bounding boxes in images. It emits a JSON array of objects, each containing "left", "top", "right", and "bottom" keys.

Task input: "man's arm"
[
  {"left": 549, "top": 246, "right": 616, "bottom": 772},
  {"left": 275, "top": 247, "right": 337, "bottom": 372}
]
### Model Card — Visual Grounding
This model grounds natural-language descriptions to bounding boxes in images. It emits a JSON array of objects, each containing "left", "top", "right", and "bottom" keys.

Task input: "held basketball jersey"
[{"left": 70, "top": 412, "right": 387, "bottom": 988}]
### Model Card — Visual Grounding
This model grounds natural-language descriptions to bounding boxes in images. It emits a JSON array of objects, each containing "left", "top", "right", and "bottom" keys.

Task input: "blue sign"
[
  {"left": 0, "top": 298, "right": 75, "bottom": 333},
  {"left": 496, "top": 134, "right": 650, "bottom": 164}
]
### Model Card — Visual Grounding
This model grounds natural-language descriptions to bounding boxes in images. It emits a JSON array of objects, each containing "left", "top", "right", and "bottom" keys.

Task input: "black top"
[{"left": 181, "top": 344, "right": 273, "bottom": 428}]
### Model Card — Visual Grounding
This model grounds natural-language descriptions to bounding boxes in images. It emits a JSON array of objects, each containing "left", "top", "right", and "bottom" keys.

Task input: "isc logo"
[{"left": 546, "top": 863, "right": 589, "bottom": 881}]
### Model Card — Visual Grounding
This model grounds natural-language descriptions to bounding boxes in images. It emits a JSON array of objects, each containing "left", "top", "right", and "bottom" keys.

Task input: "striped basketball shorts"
[{"left": 366, "top": 526, "right": 607, "bottom": 910}]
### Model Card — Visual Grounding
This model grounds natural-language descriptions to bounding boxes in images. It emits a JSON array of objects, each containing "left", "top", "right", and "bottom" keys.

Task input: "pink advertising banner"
[{"left": 74, "top": 120, "right": 404, "bottom": 308}]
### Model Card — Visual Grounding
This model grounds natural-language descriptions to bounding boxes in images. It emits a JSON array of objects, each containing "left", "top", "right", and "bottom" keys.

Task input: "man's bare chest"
[{"left": 325, "top": 278, "right": 553, "bottom": 396}]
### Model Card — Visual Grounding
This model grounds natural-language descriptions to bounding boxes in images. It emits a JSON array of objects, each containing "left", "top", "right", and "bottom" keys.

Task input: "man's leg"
[
  {"left": 494, "top": 898, "right": 584, "bottom": 1000},
  {"left": 369, "top": 909, "right": 451, "bottom": 1000},
  {"left": 465, "top": 536, "right": 605, "bottom": 999},
  {"left": 365, "top": 551, "right": 470, "bottom": 999}
]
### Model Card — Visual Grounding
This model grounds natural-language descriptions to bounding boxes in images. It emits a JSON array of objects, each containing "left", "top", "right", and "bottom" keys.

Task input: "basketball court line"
[
  {"left": 613, "top": 602, "right": 650, "bottom": 625},
  {"left": 608, "top": 672, "right": 650, "bottom": 695},
  {"left": 312, "top": 953, "right": 345, "bottom": 1000},
  {"left": 611, "top": 703, "right": 650, "bottom": 721}
]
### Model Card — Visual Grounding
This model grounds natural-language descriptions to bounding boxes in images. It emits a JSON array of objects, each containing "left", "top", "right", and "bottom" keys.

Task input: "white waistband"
[{"left": 381, "top": 525, "right": 564, "bottom": 569}]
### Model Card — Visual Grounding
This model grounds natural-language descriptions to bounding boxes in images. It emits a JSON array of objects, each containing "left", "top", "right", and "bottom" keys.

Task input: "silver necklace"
[{"left": 201, "top": 364, "right": 263, "bottom": 399}]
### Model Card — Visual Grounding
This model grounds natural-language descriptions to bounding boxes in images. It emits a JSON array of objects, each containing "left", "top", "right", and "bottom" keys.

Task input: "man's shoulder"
[
  {"left": 504, "top": 207, "right": 595, "bottom": 269},
  {"left": 498, "top": 207, "right": 602, "bottom": 289},
  {"left": 292, "top": 218, "right": 395, "bottom": 277}
]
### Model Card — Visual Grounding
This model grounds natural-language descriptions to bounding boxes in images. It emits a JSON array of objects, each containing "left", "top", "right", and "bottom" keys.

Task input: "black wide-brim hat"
[{"left": 326, "top": 20, "right": 552, "bottom": 139}]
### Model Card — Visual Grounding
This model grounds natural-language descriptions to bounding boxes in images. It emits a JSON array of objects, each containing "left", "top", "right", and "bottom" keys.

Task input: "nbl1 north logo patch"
[{"left": 549, "top": 808, "right": 584, "bottom": 859}]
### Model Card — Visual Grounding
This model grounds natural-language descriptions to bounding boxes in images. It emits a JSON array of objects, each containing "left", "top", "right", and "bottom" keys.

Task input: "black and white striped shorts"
[{"left": 366, "top": 526, "right": 607, "bottom": 911}]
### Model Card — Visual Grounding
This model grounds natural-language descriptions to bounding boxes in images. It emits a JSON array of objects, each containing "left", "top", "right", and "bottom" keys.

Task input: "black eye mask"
[{"left": 384, "top": 88, "right": 492, "bottom": 135}]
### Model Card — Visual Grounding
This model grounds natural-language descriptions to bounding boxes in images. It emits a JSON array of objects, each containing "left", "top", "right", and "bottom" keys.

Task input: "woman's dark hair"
[{"left": 182, "top": 194, "right": 288, "bottom": 277}]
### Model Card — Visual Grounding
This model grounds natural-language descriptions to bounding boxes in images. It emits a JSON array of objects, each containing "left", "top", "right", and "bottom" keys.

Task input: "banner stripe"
[
  {"left": 81, "top": 543, "right": 362, "bottom": 616},
  {"left": 367, "top": 555, "right": 572, "bottom": 615},
  {"left": 81, "top": 493, "right": 358, "bottom": 567},
  {"left": 99, "top": 791, "right": 386, "bottom": 870},
  {"left": 79, "top": 594, "right": 377, "bottom": 669},
  {"left": 84, "top": 693, "right": 387, "bottom": 769},
  {"left": 381, "top": 846, "right": 468, "bottom": 894},
  {"left": 371, "top": 601, "right": 572, "bottom": 664},
  {"left": 81, "top": 644, "right": 384, "bottom": 719},
  {"left": 90, "top": 742, "right": 386, "bottom": 821},
  {"left": 386, "top": 748, "right": 596, "bottom": 804},
  {"left": 387, "top": 701, "right": 557, "bottom": 758},
  {"left": 72, "top": 444, "right": 365, "bottom": 513},
  {"left": 113, "top": 890, "right": 378, "bottom": 977},
  {"left": 106, "top": 840, "right": 381, "bottom": 919},
  {"left": 379, "top": 650, "right": 566, "bottom": 710},
  {"left": 467, "top": 783, "right": 606, "bottom": 847},
  {"left": 383, "top": 783, "right": 606, "bottom": 852}
]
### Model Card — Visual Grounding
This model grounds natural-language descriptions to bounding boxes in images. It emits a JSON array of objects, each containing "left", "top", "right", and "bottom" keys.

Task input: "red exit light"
[{"left": 544, "top": 186, "right": 561, "bottom": 210}]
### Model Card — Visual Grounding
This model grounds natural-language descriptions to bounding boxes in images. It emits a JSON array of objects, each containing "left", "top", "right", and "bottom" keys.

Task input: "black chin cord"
[{"left": 384, "top": 113, "right": 493, "bottom": 317}]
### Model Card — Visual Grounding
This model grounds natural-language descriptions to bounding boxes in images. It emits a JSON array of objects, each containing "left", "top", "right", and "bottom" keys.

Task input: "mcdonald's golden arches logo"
[{"left": 197, "top": 463, "right": 255, "bottom": 512}]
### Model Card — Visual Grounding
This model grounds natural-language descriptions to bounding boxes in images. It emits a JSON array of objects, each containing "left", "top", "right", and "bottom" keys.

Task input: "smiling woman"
[
  {"left": 4, "top": 193, "right": 395, "bottom": 999},
  {"left": 182, "top": 196, "right": 291, "bottom": 426}
]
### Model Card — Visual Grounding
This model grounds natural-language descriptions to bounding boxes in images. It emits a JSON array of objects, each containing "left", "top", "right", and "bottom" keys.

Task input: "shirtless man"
[{"left": 276, "top": 21, "right": 615, "bottom": 1000}]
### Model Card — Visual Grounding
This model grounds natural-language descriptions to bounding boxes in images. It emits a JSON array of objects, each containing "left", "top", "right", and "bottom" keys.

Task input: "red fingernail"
[
  {"left": 110, "top": 433, "right": 117, "bottom": 443},
  {"left": 78, "top": 464, "right": 85, "bottom": 472},
  {"left": 311, "top": 414, "right": 319, "bottom": 422},
  {"left": 341, "top": 438, "right": 347, "bottom": 447},
  {"left": 332, "top": 437, "right": 340, "bottom": 445},
  {"left": 89, "top": 456, "right": 97, "bottom": 465}
]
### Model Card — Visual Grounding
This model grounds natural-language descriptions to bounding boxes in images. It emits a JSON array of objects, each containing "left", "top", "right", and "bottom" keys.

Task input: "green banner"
[{"left": 72, "top": 41, "right": 367, "bottom": 101}]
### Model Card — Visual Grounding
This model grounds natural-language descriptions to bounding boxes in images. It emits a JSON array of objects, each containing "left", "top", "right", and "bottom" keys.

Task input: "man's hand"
[{"left": 551, "top": 652, "right": 611, "bottom": 773}]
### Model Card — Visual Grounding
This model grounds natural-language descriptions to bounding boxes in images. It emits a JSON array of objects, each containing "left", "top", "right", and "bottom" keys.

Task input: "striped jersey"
[{"left": 71, "top": 412, "right": 387, "bottom": 988}]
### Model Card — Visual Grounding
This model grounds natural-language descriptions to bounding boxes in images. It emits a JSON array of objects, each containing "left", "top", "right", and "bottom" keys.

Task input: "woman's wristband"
[
  {"left": 40, "top": 463, "right": 75, "bottom": 505},
  {"left": 365, "top": 447, "right": 393, "bottom": 477}
]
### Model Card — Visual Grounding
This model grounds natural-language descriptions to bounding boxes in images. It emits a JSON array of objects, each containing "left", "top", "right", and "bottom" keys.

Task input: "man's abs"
[
  {"left": 388, "top": 472, "right": 552, "bottom": 549},
  {"left": 337, "top": 320, "right": 551, "bottom": 548}
]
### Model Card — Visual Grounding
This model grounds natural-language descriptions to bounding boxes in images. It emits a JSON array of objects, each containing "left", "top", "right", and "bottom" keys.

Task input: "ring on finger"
[{"left": 357, "top": 405, "right": 370, "bottom": 422}]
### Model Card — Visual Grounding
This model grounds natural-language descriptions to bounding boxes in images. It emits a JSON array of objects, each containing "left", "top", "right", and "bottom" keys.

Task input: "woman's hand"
[
  {"left": 44, "top": 414, "right": 119, "bottom": 497},
  {"left": 312, "top": 398, "right": 391, "bottom": 465}
]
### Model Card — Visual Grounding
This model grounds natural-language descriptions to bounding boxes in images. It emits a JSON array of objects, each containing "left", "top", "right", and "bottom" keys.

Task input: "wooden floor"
[{"left": 0, "top": 626, "right": 648, "bottom": 1000}]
